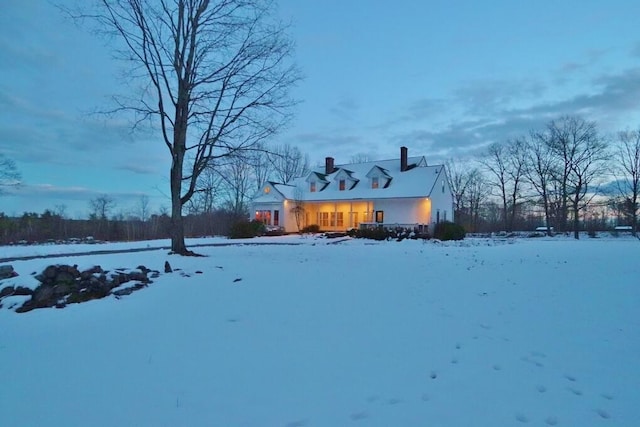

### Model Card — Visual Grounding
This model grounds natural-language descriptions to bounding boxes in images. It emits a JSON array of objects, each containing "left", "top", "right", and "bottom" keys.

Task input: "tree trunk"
[
  {"left": 572, "top": 201, "right": 580, "bottom": 240},
  {"left": 170, "top": 154, "right": 188, "bottom": 254}
]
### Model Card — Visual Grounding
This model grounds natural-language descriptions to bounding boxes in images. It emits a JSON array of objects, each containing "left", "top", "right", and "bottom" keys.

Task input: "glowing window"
[
  {"left": 310, "top": 181, "right": 316, "bottom": 192},
  {"left": 255, "top": 210, "right": 271, "bottom": 225},
  {"left": 264, "top": 186, "right": 271, "bottom": 194},
  {"left": 372, "top": 177, "right": 379, "bottom": 189}
]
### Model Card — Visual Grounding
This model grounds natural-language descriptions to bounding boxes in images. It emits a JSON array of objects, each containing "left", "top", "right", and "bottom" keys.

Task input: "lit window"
[
  {"left": 336, "top": 212, "right": 344, "bottom": 227},
  {"left": 255, "top": 210, "right": 271, "bottom": 225},
  {"left": 264, "top": 186, "right": 271, "bottom": 194},
  {"left": 339, "top": 179, "right": 346, "bottom": 191},
  {"left": 310, "top": 181, "right": 316, "bottom": 192},
  {"left": 319, "top": 212, "right": 329, "bottom": 227},
  {"left": 372, "top": 177, "right": 379, "bottom": 189}
]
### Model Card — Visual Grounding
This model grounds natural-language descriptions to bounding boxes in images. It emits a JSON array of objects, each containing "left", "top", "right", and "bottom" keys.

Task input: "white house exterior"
[{"left": 250, "top": 147, "right": 454, "bottom": 234}]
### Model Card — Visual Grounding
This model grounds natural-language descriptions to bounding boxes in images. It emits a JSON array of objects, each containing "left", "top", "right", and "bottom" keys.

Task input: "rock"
[
  {"left": 80, "top": 266, "right": 103, "bottom": 280},
  {"left": 0, "top": 285, "right": 15, "bottom": 298},
  {"left": 113, "top": 283, "right": 147, "bottom": 297},
  {"left": 42, "top": 265, "right": 58, "bottom": 280},
  {"left": 0, "top": 265, "right": 16, "bottom": 280},
  {"left": 164, "top": 261, "right": 172, "bottom": 273},
  {"left": 32, "top": 286, "right": 55, "bottom": 308},
  {"left": 15, "top": 263, "right": 154, "bottom": 312},
  {"left": 14, "top": 286, "right": 32, "bottom": 296}
]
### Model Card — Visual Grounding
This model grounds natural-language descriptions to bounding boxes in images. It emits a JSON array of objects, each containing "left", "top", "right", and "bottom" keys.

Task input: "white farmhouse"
[{"left": 250, "top": 147, "right": 454, "bottom": 234}]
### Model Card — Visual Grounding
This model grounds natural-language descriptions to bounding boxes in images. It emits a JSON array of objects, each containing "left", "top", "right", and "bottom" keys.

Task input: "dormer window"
[
  {"left": 339, "top": 179, "right": 346, "bottom": 191},
  {"left": 310, "top": 181, "right": 316, "bottom": 192},
  {"left": 372, "top": 177, "right": 379, "bottom": 189}
]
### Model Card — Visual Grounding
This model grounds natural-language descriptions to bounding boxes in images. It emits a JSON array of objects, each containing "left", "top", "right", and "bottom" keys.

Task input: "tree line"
[
  {"left": 0, "top": 143, "right": 309, "bottom": 245},
  {"left": 2, "top": 115, "right": 639, "bottom": 243},
  {"left": 446, "top": 116, "right": 640, "bottom": 238}
]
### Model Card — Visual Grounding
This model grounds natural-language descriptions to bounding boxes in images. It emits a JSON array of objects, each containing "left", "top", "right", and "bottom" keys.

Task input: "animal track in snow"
[
  {"left": 567, "top": 387, "right": 583, "bottom": 396},
  {"left": 544, "top": 415, "right": 558, "bottom": 425},
  {"left": 285, "top": 420, "right": 308, "bottom": 427},
  {"left": 515, "top": 412, "right": 529, "bottom": 423},
  {"left": 387, "top": 398, "right": 402, "bottom": 405},
  {"left": 536, "top": 385, "right": 547, "bottom": 393},
  {"left": 564, "top": 374, "right": 577, "bottom": 382},
  {"left": 596, "top": 409, "right": 611, "bottom": 419},
  {"left": 350, "top": 411, "right": 368, "bottom": 421}
]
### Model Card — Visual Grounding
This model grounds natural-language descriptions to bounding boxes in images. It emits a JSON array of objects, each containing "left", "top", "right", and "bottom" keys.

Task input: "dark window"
[
  {"left": 310, "top": 181, "right": 316, "bottom": 192},
  {"left": 339, "top": 179, "right": 346, "bottom": 191},
  {"left": 273, "top": 210, "right": 279, "bottom": 226},
  {"left": 375, "top": 210, "right": 384, "bottom": 223}
]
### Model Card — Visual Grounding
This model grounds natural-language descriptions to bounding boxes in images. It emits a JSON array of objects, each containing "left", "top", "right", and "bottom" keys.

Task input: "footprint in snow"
[
  {"left": 285, "top": 420, "right": 308, "bottom": 427},
  {"left": 350, "top": 411, "right": 368, "bottom": 421},
  {"left": 596, "top": 409, "right": 611, "bottom": 419},
  {"left": 515, "top": 413, "right": 529, "bottom": 423},
  {"left": 544, "top": 415, "right": 558, "bottom": 425},
  {"left": 567, "top": 387, "right": 583, "bottom": 396}
]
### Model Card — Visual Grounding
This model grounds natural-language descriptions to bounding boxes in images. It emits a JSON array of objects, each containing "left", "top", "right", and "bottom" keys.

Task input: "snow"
[{"left": 0, "top": 235, "right": 638, "bottom": 426}]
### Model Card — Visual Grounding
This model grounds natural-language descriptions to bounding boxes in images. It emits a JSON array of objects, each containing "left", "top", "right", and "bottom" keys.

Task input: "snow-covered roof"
[{"left": 275, "top": 155, "right": 446, "bottom": 201}]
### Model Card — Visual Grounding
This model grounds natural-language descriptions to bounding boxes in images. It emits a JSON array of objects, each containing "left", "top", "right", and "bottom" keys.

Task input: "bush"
[
  {"left": 301, "top": 224, "right": 320, "bottom": 234},
  {"left": 228, "top": 219, "right": 265, "bottom": 239},
  {"left": 433, "top": 222, "right": 465, "bottom": 241}
]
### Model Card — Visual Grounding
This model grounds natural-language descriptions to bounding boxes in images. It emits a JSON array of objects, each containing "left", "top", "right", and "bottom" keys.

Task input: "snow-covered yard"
[{"left": 0, "top": 235, "right": 638, "bottom": 426}]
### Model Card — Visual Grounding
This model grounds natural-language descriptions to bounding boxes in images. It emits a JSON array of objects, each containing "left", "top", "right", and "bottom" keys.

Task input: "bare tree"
[
  {"left": 481, "top": 139, "right": 528, "bottom": 232},
  {"left": 291, "top": 183, "right": 305, "bottom": 232},
  {"left": 0, "top": 153, "right": 21, "bottom": 195},
  {"left": 89, "top": 195, "right": 116, "bottom": 220},
  {"left": 546, "top": 116, "right": 608, "bottom": 239},
  {"left": 524, "top": 131, "right": 556, "bottom": 235},
  {"left": 250, "top": 143, "right": 272, "bottom": 191},
  {"left": 82, "top": 0, "right": 300, "bottom": 254},
  {"left": 269, "top": 143, "right": 309, "bottom": 183},
  {"left": 613, "top": 128, "right": 640, "bottom": 236},
  {"left": 137, "top": 194, "right": 150, "bottom": 222},
  {"left": 445, "top": 158, "right": 474, "bottom": 224},
  {"left": 350, "top": 153, "right": 370, "bottom": 163},
  {"left": 465, "top": 168, "right": 490, "bottom": 232},
  {"left": 217, "top": 154, "right": 254, "bottom": 215}
]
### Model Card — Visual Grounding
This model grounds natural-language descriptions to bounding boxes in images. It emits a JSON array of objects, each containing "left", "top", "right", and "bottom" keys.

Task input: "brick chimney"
[
  {"left": 400, "top": 146, "right": 408, "bottom": 172},
  {"left": 325, "top": 157, "right": 335, "bottom": 175}
]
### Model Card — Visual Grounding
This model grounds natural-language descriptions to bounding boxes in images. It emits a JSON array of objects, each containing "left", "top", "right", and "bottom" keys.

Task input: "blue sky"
[{"left": 2, "top": 0, "right": 640, "bottom": 218}]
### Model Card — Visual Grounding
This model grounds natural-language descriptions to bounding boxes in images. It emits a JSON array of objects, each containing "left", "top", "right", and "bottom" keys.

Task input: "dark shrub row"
[
  {"left": 433, "top": 221, "right": 466, "bottom": 241},
  {"left": 229, "top": 220, "right": 266, "bottom": 239}
]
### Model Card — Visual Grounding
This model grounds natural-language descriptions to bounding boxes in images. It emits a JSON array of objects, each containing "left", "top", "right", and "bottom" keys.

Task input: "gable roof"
[{"left": 281, "top": 156, "right": 447, "bottom": 201}]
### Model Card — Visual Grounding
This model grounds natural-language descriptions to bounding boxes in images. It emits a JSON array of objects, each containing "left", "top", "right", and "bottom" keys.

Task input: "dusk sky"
[{"left": 2, "top": 0, "right": 640, "bottom": 218}]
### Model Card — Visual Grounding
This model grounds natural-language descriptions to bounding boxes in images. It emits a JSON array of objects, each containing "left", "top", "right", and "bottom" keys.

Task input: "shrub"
[
  {"left": 301, "top": 224, "right": 320, "bottom": 234},
  {"left": 229, "top": 219, "right": 265, "bottom": 239},
  {"left": 433, "top": 221, "right": 465, "bottom": 241}
]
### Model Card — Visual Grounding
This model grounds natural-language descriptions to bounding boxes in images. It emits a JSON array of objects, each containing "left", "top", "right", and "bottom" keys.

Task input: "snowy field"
[{"left": 0, "top": 235, "right": 638, "bottom": 426}]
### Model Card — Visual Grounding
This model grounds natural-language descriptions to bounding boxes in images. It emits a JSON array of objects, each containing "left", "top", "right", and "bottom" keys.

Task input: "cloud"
[
  {"left": 381, "top": 66, "right": 640, "bottom": 163},
  {"left": 328, "top": 95, "right": 360, "bottom": 121}
]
